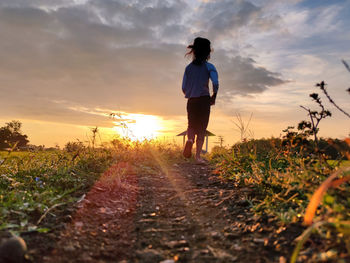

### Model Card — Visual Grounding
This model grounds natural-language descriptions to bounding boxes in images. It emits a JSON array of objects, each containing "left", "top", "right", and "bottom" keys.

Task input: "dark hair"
[{"left": 186, "top": 37, "right": 211, "bottom": 65}]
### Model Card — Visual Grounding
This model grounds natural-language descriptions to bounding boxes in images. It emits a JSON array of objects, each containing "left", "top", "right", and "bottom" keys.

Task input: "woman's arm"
[
  {"left": 182, "top": 70, "right": 187, "bottom": 95},
  {"left": 206, "top": 63, "right": 219, "bottom": 105}
]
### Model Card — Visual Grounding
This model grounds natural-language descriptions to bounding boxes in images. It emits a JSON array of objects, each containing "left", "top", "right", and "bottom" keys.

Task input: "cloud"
[
  {"left": 0, "top": 0, "right": 287, "bottom": 127},
  {"left": 90, "top": 0, "right": 189, "bottom": 28},
  {"left": 0, "top": 0, "right": 89, "bottom": 10},
  {"left": 194, "top": 0, "right": 282, "bottom": 40},
  {"left": 213, "top": 52, "right": 287, "bottom": 97}
]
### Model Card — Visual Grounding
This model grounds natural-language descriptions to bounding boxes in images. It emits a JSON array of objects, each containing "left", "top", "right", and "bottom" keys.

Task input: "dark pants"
[{"left": 187, "top": 96, "right": 210, "bottom": 143}]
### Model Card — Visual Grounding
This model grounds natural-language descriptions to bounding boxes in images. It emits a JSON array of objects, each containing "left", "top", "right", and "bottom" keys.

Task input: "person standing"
[{"left": 182, "top": 37, "right": 219, "bottom": 163}]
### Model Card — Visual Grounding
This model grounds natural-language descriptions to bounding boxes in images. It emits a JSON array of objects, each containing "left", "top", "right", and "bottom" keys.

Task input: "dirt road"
[{"left": 31, "top": 160, "right": 299, "bottom": 263}]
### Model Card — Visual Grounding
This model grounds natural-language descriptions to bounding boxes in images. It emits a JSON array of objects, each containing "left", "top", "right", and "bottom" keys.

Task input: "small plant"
[
  {"left": 90, "top": 127, "right": 100, "bottom": 149},
  {"left": 300, "top": 89, "right": 332, "bottom": 152},
  {"left": 291, "top": 166, "right": 350, "bottom": 263},
  {"left": 232, "top": 112, "right": 254, "bottom": 142},
  {"left": 110, "top": 112, "right": 135, "bottom": 138}
]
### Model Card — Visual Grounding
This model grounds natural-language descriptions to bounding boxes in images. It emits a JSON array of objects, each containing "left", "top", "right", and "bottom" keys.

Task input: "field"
[{"left": 0, "top": 136, "right": 350, "bottom": 262}]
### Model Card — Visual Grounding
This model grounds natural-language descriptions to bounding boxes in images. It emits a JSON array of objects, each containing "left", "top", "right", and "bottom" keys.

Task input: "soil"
[{"left": 21, "top": 160, "right": 306, "bottom": 262}]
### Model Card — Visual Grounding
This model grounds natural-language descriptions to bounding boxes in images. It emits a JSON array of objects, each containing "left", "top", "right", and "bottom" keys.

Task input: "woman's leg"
[
  {"left": 186, "top": 99, "right": 196, "bottom": 142},
  {"left": 195, "top": 137, "right": 205, "bottom": 159},
  {"left": 195, "top": 97, "right": 210, "bottom": 161},
  {"left": 184, "top": 99, "right": 196, "bottom": 158}
]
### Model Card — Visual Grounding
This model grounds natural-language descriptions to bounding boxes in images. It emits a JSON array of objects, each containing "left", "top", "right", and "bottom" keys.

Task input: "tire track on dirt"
[
  {"left": 131, "top": 159, "right": 267, "bottom": 263},
  {"left": 40, "top": 159, "right": 296, "bottom": 262},
  {"left": 43, "top": 162, "right": 139, "bottom": 263}
]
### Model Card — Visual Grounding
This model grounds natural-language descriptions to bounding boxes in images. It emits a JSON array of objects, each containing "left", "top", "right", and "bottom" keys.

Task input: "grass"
[
  {"left": 0, "top": 138, "right": 182, "bottom": 235},
  {"left": 209, "top": 137, "right": 350, "bottom": 261},
  {"left": 1, "top": 134, "right": 349, "bottom": 261},
  {"left": 209, "top": 141, "right": 350, "bottom": 222},
  {"left": 0, "top": 149, "right": 114, "bottom": 233},
  {"left": 0, "top": 151, "right": 31, "bottom": 157},
  {"left": 327, "top": 159, "right": 350, "bottom": 167}
]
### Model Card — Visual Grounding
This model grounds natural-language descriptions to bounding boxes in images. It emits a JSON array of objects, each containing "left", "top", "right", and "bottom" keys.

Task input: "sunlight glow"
[{"left": 112, "top": 112, "right": 164, "bottom": 141}]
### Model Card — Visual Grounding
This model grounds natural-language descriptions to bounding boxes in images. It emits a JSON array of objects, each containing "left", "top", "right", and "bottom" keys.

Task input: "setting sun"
[{"left": 112, "top": 112, "right": 164, "bottom": 141}]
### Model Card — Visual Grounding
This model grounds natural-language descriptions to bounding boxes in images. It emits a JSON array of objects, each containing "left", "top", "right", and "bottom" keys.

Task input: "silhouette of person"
[{"left": 182, "top": 37, "right": 219, "bottom": 163}]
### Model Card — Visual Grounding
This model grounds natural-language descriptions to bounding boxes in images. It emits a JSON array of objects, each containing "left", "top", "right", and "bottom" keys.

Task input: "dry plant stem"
[
  {"left": 215, "top": 192, "right": 236, "bottom": 206},
  {"left": 90, "top": 126, "right": 99, "bottom": 149},
  {"left": 36, "top": 202, "right": 66, "bottom": 225},
  {"left": 342, "top": 59, "right": 350, "bottom": 73},
  {"left": 292, "top": 220, "right": 350, "bottom": 263},
  {"left": 318, "top": 81, "right": 350, "bottom": 118},
  {"left": 330, "top": 174, "right": 350, "bottom": 188},
  {"left": 232, "top": 112, "right": 253, "bottom": 141},
  {"left": 110, "top": 112, "right": 134, "bottom": 138},
  {"left": 304, "top": 167, "right": 350, "bottom": 225},
  {"left": 291, "top": 221, "right": 328, "bottom": 263}
]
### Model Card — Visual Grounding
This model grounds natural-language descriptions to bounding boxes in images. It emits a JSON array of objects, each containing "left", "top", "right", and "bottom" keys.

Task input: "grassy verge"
[
  {"left": 0, "top": 149, "right": 114, "bottom": 234},
  {"left": 0, "top": 139, "right": 182, "bottom": 235},
  {"left": 209, "top": 139, "right": 350, "bottom": 261}
]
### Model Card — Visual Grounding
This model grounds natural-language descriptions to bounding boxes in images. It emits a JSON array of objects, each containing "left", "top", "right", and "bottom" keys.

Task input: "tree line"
[{"left": 0, "top": 120, "right": 29, "bottom": 150}]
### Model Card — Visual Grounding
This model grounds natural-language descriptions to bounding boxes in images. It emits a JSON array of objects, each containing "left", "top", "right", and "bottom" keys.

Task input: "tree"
[{"left": 0, "top": 121, "right": 29, "bottom": 150}]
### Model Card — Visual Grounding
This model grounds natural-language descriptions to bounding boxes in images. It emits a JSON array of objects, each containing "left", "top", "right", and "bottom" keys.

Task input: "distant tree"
[{"left": 0, "top": 120, "right": 29, "bottom": 150}]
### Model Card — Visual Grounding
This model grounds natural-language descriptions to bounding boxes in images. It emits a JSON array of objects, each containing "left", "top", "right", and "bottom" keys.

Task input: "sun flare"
[{"left": 112, "top": 112, "right": 163, "bottom": 141}]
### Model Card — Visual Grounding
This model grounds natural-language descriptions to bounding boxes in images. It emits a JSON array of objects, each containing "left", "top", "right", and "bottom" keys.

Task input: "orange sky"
[{"left": 0, "top": 0, "right": 349, "bottom": 148}]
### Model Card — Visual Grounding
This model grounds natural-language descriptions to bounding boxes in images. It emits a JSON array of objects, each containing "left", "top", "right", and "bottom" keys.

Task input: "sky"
[{"left": 0, "top": 0, "right": 349, "bottom": 147}]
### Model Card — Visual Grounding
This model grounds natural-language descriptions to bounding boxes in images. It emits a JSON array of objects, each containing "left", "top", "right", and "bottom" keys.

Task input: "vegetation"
[
  {"left": 209, "top": 78, "right": 350, "bottom": 262},
  {"left": 0, "top": 148, "right": 112, "bottom": 234},
  {"left": 0, "top": 137, "right": 181, "bottom": 235},
  {"left": 210, "top": 138, "right": 350, "bottom": 261}
]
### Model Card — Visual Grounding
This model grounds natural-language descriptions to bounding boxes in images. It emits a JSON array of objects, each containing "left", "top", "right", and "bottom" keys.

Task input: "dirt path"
[{"left": 36, "top": 160, "right": 300, "bottom": 263}]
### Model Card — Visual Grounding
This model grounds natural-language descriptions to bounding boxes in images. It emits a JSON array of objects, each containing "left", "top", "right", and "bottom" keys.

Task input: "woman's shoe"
[{"left": 183, "top": 140, "right": 193, "bottom": 158}]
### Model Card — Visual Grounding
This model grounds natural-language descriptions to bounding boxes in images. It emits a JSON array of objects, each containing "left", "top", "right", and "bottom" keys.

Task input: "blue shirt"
[{"left": 182, "top": 62, "right": 219, "bottom": 98}]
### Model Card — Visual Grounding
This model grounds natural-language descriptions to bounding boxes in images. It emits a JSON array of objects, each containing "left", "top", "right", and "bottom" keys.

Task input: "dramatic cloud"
[
  {"left": 0, "top": 0, "right": 292, "bottom": 128},
  {"left": 213, "top": 51, "right": 287, "bottom": 96},
  {"left": 193, "top": 0, "right": 282, "bottom": 40}
]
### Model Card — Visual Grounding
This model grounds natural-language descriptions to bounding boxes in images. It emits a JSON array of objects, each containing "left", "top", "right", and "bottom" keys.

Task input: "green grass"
[
  {"left": 0, "top": 151, "right": 32, "bottom": 158},
  {"left": 0, "top": 149, "right": 114, "bottom": 233},
  {"left": 210, "top": 144, "right": 350, "bottom": 223},
  {"left": 327, "top": 159, "right": 350, "bottom": 167},
  {"left": 0, "top": 139, "right": 182, "bottom": 234},
  {"left": 209, "top": 140, "right": 350, "bottom": 261}
]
